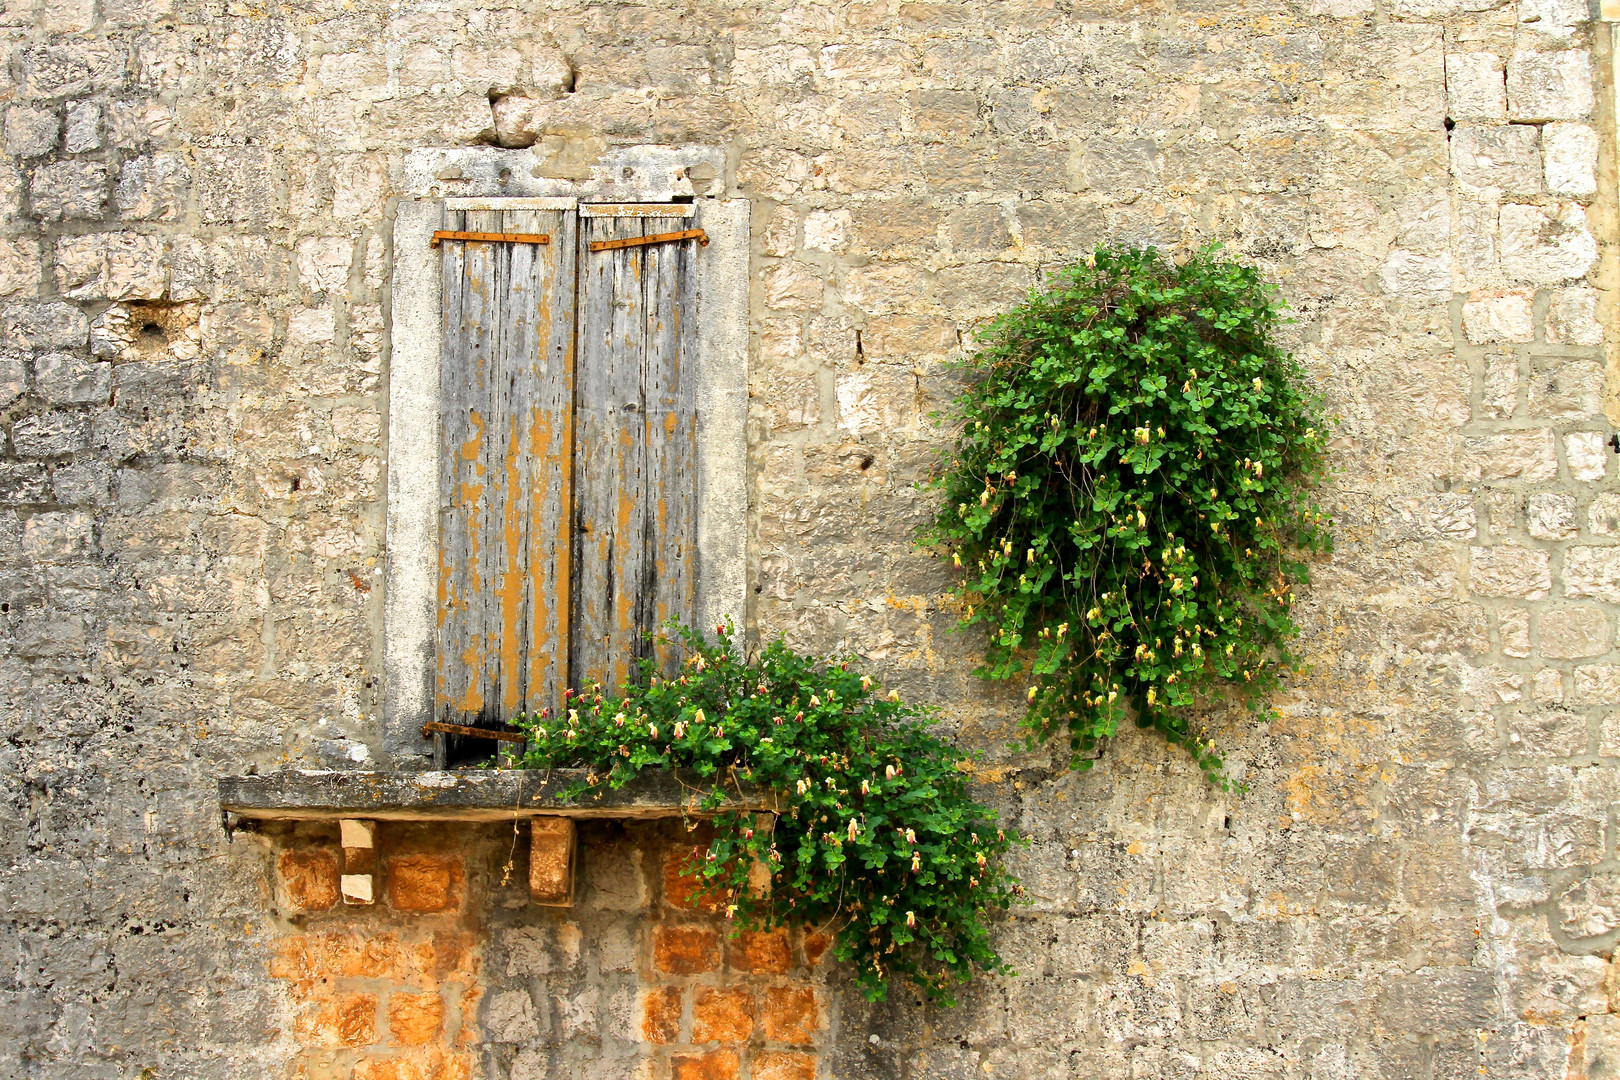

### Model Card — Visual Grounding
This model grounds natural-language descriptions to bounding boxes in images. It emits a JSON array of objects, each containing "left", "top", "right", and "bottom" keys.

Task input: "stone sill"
[{"left": 218, "top": 768, "right": 777, "bottom": 823}]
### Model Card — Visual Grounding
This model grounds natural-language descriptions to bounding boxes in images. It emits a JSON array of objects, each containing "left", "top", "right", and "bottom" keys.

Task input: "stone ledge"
[{"left": 219, "top": 769, "right": 777, "bottom": 822}]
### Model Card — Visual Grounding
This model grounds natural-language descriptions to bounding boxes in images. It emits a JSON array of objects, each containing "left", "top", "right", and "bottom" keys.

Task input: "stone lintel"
[{"left": 219, "top": 769, "right": 777, "bottom": 823}]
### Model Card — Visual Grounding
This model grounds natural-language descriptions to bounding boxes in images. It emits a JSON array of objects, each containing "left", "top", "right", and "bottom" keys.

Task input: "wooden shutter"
[
  {"left": 572, "top": 206, "right": 700, "bottom": 695},
  {"left": 437, "top": 207, "right": 577, "bottom": 735}
]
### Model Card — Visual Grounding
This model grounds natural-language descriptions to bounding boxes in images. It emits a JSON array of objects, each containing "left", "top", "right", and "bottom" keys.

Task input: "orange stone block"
[
  {"left": 729, "top": 928, "right": 791, "bottom": 974},
  {"left": 273, "top": 934, "right": 402, "bottom": 997},
  {"left": 691, "top": 987, "right": 753, "bottom": 1044},
  {"left": 354, "top": 1048, "right": 470, "bottom": 1080},
  {"left": 278, "top": 848, "right": 340, "bottom": 911},
  {"left": 752, "top": 1051, "right": 818, "bottom": 1080},
  {"left": 293, "top": 992, "right": 377, "bottom": 1048},
  {"left": 671, "top": 1049, "right": 739, "bottom": 1080},
  {"left": 387, "top": 854, "right": 463, "bottom": 913},
  {"left": 653, "top": 925, "right": 720, "bottom": 975},
  {"left": 761, "top": 987, "right": 819, "bottom": 1046},
  {"left": 529, "top": 817, "right": 575, "bottom": 905},
  {"left": 663, "top": 846, "right": 728, "bottom": 913},
  {"left": 802, "top": 932, "right": 831, "bottom": 969},
  {"left": 387, "top": 992, "right": 444, "bottom": 1046},
  {"left": 640, "top": 986, "right": 682, "bottom": 1044}
]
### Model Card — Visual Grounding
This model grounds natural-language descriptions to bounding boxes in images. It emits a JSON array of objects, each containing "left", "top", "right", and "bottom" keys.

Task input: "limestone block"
[
  {"left": 1527, "top": 493, "right": 1576, "bottom": 538},
  {"left": 1508, "top": 50, "right": 1593, "bottom": 120},
  {"left": 29, "top": 162, "right": 105, "bottom": 221},
  {"left": 20, "top": 44, "right": 124, "bottom": 100},
  {"left": 1537, "top": 605, "right": 1609, "bottom": 658},
  {"left": 845, "top": 263, "right": 935, "bottom": 315},
  {"left": 196, "top": 148, "right": 282, "bottom": 225},
  {"left": 1502, "top": 607, "right": 1532, "bottom": 657},
  {"left": 1565, "top": 546, "right": 1620, "bottom": 601},
  {"left": 1445, "top": 53, "right": 1506, "bottom": 119},
  {"left": 1588, "top": 493, "right": 1620, "bottom": 536},
  {"left": 764, "top": 261, "right": 823, "bottom": 311},
  {"left": 1532, "top": 667, "right": 1564, "bottom": 702},
  {"left": 490, "top": 94, "right": 545, "bottom": 149},
  {"left": 1482, "top": 354, "right": 1519, "bottom": 418},
  {"left": 21, "top": 511, "right": 93, "bottom": 562},
  {"left": 1542, "top": 123, "right": 1597, "bottom": 196},
  {"left": 51, "top": 462, "right": 109, "bottom": 505},
  {"left": 1463, "top": 290, "right": 1534, "bottom": 343},
  {"left": 0, "top": 238, "right": 38, "bottom": 301},
  {"left": 331, "top": 155, "right": 385, "bottom": 221},
  {"left": 1572, "top": 664, "right": 1620, "bottom": 703},
  {"left": 529, "top": 816, "right": 574, "bottom": 906},
  {"left": 451, "top": 45, "right": 524, "bottom": 91},
  {"left": 1518, "top": 0, "right": 1590, "bottom": 39},
  {"left": 295, "top": 237, "right": 352, "bottom": 294},
  {"left": 54, "top": 232, "right": 166, "bottom": 301},
  {"left": 63, "top": 103, "right": 98, "bottom": 153},
  {"left": 1460, "top": 429, "right": 1557, "bottom": 481},
  {"left": 1528, "top": 356, "right": 1602, "bottom": 420},
  {"left": 398, "top": 44, "right": 448, "bottom": 88},
  {"left": 287, "top": 307, "right": 336, "bottom": 347},
  {"left": 835, "top": 366, "right": 916, "bottom": 436},
  {"left": 316, "top": 51, "right": 385, "bottom": 91},
  {"left": 114, "top": 154, "right": 190, "bottom": 221},
  {"left": 1546, "top": 288, "right": 1603, "bottom": 345},
  {"left": 1556, "top": 875, "right": 1620, "bottom": 939},
  {"left": 5, "top": 106, "right": 57, "bottom": 158},
  {"left": 1499, "top": 202, "right": 1597, "bottom": 283},
  {"left": 12, "top": 413, "right": 91, "bottom": 457},
  {"left": 1567, "top": 432, "right": 1607, "bottom": 481},
  {"left": 802, "top": 209, "right": 850, "bottom": 252},
  {"left": 34, "top": 354, "right": 110, "bottom": 405},
  {"left": 1470, "top": 545, "right": 1552, "bottom": 597},
  {"left": 3, "top": 302, "right": 87, "bottom": 349},
  {"left": 1577, "top": 1014, "right": 1620, "bottom": 1080},
  {"left": 1450, "top": 124, "right": 1541, "bottom": 196},
  {"left": 1379, "top": 250, "right": 1452, "bottom": 295}
]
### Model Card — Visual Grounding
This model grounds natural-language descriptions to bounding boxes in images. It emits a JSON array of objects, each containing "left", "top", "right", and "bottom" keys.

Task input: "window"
[{"left": 384, "top": 196, "right": 748, "bottom": 767}]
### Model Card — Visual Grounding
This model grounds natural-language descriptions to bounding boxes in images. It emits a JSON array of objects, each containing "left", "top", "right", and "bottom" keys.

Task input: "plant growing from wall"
[
  {"left": 926, "top": 246, "right": 1332, "bottom": 784},
  {"left": 512, "top": 625, "right": 1021, "bottom": 1004}
]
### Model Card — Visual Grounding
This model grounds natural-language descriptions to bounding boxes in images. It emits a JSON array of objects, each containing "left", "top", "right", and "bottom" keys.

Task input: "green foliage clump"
[
  {"left": 925, "top": 246, "right": 1332, "bottom": 783},
  {"left": 513, "top": 626, "right": 1021, "bottom": 1004}
]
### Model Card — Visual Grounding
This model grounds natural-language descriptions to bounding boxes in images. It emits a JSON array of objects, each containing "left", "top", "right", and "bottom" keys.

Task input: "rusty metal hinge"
[
  {"left": 588, "top": 228, "right": 709, "bottom": 253},
  {"left": 431, "top": 231, "right": 552, "bottom": 248},
  {"left": 422, "top": 720, "right": 528, "bottom": 743}
]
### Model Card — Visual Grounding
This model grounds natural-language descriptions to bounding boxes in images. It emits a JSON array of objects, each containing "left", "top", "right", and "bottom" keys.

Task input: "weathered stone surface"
[
  {"left": 1507, "top": 49, "right": 1594, "bottom": 120},
  {"left": 1499, "top": 202, "right": 1598, "bottom": 282}
]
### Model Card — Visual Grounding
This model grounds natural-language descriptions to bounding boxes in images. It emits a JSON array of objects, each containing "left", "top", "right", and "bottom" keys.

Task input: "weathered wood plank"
[
  {"left": 572, "top": 214, "right": 648, "bottom": 694},
  {"left": 641, "top": 216, "right": 699, "bottom": 677}
]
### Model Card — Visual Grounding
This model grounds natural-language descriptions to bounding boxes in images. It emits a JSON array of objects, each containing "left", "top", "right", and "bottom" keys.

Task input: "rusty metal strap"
[
  {"left": 431, "top": 231, "right": 552, "bottom": 248},
  {"left": 588, "top": 228, "right": 709, "bottom": 253},
  {"left": 422, "top": 721, "right": 527, "bottom": 743}
]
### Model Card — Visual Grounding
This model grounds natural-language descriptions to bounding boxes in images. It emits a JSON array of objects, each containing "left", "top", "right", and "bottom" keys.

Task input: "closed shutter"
[
  {"left": 434, "top": 204, "right": 699, "bottom": 756},
  {"left": 436, "top": 207, "right": 577, "bottom": 739},
  {"left": 572, "top": 205, "right": 700, "bottom": 697}
]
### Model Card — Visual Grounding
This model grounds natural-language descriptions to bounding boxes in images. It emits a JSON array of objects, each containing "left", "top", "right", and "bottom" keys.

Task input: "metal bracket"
[
  {"left": 422, "top": 720, "right": 528, "bottom": 743},
  {"left": 588, "top": 228, "right": 709, "bottom": 253},
  {"left": 431, "top": 230, "right": 552, "bottom": 248}
]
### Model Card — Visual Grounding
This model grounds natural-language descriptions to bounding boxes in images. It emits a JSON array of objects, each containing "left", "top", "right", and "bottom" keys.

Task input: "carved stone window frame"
[{"left": 382, "top": 146, "right": 749, "bottom": 765}]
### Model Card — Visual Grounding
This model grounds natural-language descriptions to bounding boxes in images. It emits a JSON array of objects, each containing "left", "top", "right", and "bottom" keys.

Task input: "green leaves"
[
  {"left": 925, "top": 246, "right": 1333, "bottom": 783},
  {"left": 512, "top": 625, "right": 1021, "bottom": 1005}
]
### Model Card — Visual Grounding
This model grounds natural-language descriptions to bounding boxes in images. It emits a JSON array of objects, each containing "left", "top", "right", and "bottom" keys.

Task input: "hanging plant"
[
  {"left": 924, "top": 246, "right": 1333, "bottom": 784},
  {"left": 511, "top": 625, "right": 1021, "bottom": 1005}
]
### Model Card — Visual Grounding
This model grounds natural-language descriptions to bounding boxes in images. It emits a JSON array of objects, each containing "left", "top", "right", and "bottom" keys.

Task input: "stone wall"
[{"left": 0, "top": 0, "right": 1618, "bottom": 1077}]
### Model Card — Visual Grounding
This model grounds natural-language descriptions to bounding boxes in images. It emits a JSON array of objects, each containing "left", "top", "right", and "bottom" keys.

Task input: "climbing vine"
[
  {"left": 925, "top": 246, "right": 1333, "bottom": 783},
  {"left": 512, "top": 625, "right": 1021, "bottom": 1004}
]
